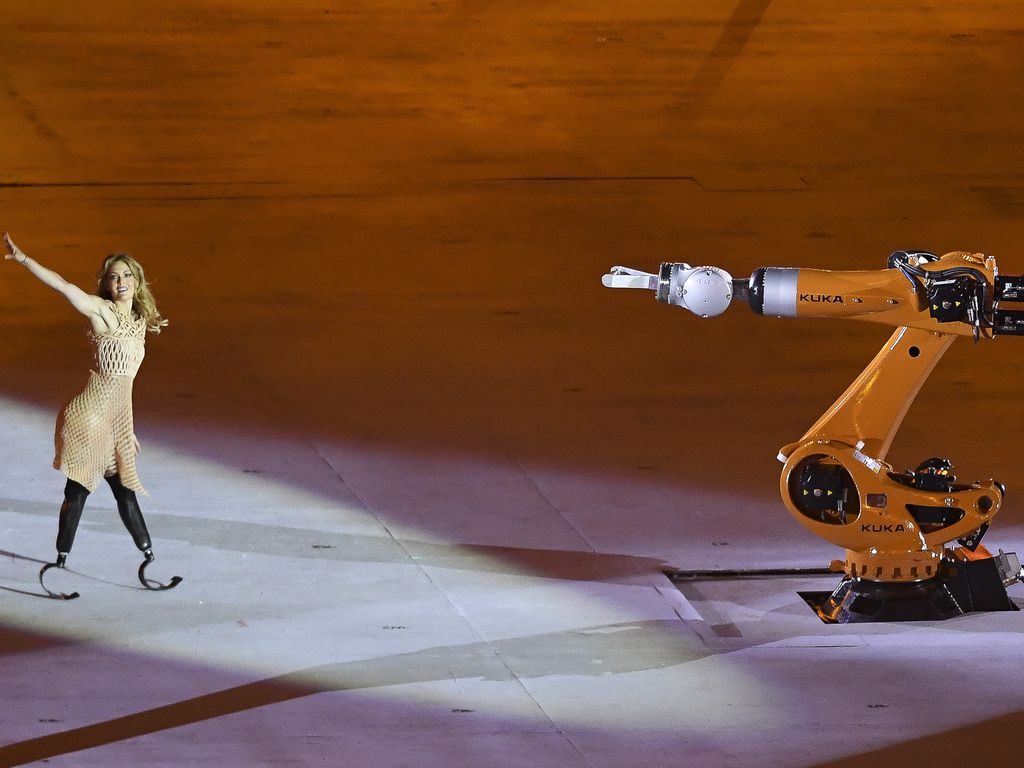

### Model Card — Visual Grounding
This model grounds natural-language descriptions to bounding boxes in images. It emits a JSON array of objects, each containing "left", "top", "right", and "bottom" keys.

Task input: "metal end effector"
[{"left": 603, "top": 263, "right": 739, "bottom": 318}]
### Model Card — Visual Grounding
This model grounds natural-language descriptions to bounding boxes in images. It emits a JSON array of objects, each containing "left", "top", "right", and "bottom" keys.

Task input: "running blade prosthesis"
[{"left": 39, "top": 550, "right": 182, "bottom": 599}]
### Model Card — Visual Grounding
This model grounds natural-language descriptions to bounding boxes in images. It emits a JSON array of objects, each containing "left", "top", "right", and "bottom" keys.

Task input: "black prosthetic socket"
[
  {"left": 56, "top": 479, "right": 90, "bottom": 556},
  {"left": 104, "top": 474, "right": 152, "bottom": 552}
]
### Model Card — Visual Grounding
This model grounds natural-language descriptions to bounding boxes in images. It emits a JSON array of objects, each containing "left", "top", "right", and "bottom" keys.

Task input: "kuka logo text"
[
  {"left": 799, "top": 293, "right": 844, "bottom": 303},
  {"left": 861, "top": 524, "right": 907, "bottom": 533}
]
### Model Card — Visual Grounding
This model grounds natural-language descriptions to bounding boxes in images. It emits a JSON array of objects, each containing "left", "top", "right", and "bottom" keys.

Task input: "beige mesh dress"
[{"left": 54, "top": 302, "right": 147, "bottom": 494}]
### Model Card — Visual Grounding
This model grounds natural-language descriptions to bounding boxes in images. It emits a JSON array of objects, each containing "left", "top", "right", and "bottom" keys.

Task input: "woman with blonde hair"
[{"left": 4, "top": 232, "right": 180, "bottom": 598}]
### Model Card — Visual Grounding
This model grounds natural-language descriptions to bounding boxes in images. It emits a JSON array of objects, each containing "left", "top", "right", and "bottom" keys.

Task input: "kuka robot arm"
[
  {"left": 603, "top": 250, "right": 1024, "bottom": 339},
  {"left": 604, "top": 249, "right": 1024, "bottom": 615}
]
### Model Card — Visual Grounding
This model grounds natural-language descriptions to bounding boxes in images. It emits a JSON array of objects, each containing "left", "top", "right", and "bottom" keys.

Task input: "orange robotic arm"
[{"left": 604, "top": 250, "right": 1024, "bottom": 622}]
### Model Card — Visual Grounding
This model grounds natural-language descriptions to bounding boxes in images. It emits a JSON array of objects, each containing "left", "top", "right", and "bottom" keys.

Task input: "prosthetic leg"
[
  {"left": 38, "top": 479, "right": 90, "bottom": 600},
  {"left": 39, "top": 475, "right": 182, "bottom": 599},
  {"left": 105, "top": 474, "right": 182, "bottom": 591}
]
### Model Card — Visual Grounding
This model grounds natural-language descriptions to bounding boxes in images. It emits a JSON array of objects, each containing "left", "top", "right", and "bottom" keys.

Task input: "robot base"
[{"left": 801, "top": 554, "right": 1020, "bottom": 623}]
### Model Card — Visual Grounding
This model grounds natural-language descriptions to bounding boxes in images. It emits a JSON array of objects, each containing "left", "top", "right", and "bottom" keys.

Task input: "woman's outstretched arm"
[{"left": 4, "top": 232, "right": 106, "bottom": 318}]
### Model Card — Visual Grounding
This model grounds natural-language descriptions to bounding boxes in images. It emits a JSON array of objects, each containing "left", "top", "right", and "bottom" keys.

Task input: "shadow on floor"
[{"left": 0, "top": 618, "right": 703, "bottom": 766}]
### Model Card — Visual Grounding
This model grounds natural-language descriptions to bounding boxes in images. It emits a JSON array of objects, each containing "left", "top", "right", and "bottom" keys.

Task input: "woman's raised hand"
[{"left": 3, "top": 232, "right": 26, "bottom": 263}]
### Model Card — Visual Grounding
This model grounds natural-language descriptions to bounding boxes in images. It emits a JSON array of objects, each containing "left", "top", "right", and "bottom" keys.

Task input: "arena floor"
[{"left": 3, "top": 2, "right": 1024, "bottom": 765}]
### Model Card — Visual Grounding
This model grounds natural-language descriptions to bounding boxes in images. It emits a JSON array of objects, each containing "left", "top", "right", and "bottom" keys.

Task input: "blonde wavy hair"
[{"left": 96, "top": 253, "right": 168, "bottom": 334}]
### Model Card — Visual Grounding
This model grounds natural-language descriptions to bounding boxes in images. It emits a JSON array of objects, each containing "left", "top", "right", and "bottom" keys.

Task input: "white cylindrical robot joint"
[{"left": 657, "top": 263, "right": 734, "bottom": 317}]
